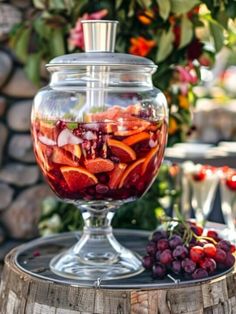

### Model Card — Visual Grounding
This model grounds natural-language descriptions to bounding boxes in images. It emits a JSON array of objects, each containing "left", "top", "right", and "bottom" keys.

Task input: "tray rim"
[{"left": 13, "top": 229, "right": 234, "bottom": 290}]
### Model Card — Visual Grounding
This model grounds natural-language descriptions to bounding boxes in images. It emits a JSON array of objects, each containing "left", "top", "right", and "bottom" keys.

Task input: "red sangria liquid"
[{"left": 32, "top": 106, "right": 167, "bottom": 203}]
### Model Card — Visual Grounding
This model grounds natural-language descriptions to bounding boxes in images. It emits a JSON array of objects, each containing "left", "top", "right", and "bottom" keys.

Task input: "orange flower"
[
  {"left": 129, "top": 37, "right": 156, "bottom": 57},
  {"left": 168, "top": 117, "right": 178, "bottom": 135},
  {"left": 138, "top": 10, "right": 154, "bottom": 25},
  {"left": 178, "top": 94, "right": 190, "bottom": 109}
]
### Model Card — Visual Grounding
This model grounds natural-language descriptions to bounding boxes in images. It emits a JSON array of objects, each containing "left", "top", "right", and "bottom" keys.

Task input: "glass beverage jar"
[{"left": 31, "top": 20, "right": 168, "bottom": 280}]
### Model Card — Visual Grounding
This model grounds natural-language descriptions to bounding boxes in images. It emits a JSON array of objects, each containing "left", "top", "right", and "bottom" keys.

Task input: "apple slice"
[
  {"left": 57, "top": 128, "right": 83, "bottom": 147},
  {"left": 38, "top": 134, "right": 56, "bottom": 146}
]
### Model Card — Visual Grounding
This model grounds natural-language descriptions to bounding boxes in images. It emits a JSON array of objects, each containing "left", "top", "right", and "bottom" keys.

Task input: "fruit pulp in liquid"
[{"left": 32, "top": 116, "right": 167, "bottom": 202}]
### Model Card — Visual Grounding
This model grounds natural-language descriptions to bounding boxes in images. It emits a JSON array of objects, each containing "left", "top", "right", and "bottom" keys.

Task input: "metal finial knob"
[{"left": 81, "top": 20, "right": 118, "bottom": 53}]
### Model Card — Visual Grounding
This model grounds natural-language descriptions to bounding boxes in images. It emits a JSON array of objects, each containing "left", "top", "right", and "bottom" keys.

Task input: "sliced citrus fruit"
[
  {"left": 85, "top": 106, "right": 122, "bottom": 122},
  {"left": 40, "top": 120, "right": 57, "bottom": 140},
  {"left": 122, "top": 131, "right": 150, "bottom": 146},
  {"left": 63, "top": 144, "right": 81, "bottom": 159},
  {"left": 84, "top": 158, "right": 114, "bottom": 174},
  {"left": 142, "top": 146, "right": 159, "bottom": 175},
  {"left": 115, "top": 119, "right": 150, "bottom": 136},
  {"left": 34, "top": 141, "right": 51, "bottom": 172},
  {"left": 119, "top": 158, "right": 145, "bottom": 188},
  {"left": 52, "top": 148, "right": 78, "bottom": 167},
  {"left": 61, "top": 166, "right": 98, "bottom": 191},
  {"left": 109, "top": 163, "right": 127, "bottom": 189},
  {"left": 107, "top": 138, "right": 136, "bottom": 163}
]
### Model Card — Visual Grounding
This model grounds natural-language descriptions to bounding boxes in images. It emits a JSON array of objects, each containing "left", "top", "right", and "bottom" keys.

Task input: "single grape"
[
  {"left": 142, "top": 256, "right": 154, "bottom": 270},
  {"left": 155, "top": 250, "right": 161, "bottom": 261},
  {"left": 192, "top": 268, "right": 208, "bottom": 280},
  {"left": 214, "top": 248, "right": 227, "bottom": 264},
  {"left": 200, "top": 257, "right": 216, "bottom": 274},
  {"left": 190, "top": 246, "right": 204, "bottom": 263},
  {"left": 146, "top": 241, "right": 156, "bottom": 256},
  {"left": 160, "top": 249, "right": 173, "bottom": 265},
  {"left": 152, "top": 230, "right": 167, "bottom": 242},
  {"left": 157, "top": 238, "right": 169, "bottom": 251},
  {"left": 225, "top": 252, "right": 235, "bottom": 268},
  {"left": 190, "top": 224, "right": 203, "bottom": 236},
  {"left": 172, "top": 245, "right": 188, "bottom": 259},
  {"left": 217, "top": 240, "right": 231, "bottom": 252},
  {"left": 152, "top": 263, "right": 166, "bottom": 279},
  {"left": 171, "top": 260, "right": 182, "bottom": 274},
  {"left": 169, "top": 235, "right": 183, "bottom": 249},
  {"left": 181, "top": 258, "right": 196, "bottom": 274},
  {"left": 207, "top": 230, "right": 220, "bottom": 242},
  {"left": 203, "top": 243, "right": 216, "bottom": 258}
]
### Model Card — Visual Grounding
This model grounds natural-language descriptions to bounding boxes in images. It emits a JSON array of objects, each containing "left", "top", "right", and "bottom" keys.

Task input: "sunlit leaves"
[
  {"left": 156, "top": 27, "right": 174, "bottom": 62},
  {"left": 157, "top": 0, "right": 171, "bottom": 20}
]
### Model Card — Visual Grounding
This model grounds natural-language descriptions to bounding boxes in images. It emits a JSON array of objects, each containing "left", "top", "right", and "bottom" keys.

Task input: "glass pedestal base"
[
  {"left": 50, "top": 245, "right": 143, "bottom": 280},
  {"left": 50, "top": 208, "right": 144, "bottom": 280}
]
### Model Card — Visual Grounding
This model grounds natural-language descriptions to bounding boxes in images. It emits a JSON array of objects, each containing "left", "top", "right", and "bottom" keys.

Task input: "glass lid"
[{"left": 46, "top": 20, "right": 156, "bottom": 69}]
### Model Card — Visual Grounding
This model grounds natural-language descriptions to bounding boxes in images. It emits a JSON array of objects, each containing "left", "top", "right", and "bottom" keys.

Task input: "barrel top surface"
[{"left": 10, "top": 229, "right": 234, "bottom": 290}]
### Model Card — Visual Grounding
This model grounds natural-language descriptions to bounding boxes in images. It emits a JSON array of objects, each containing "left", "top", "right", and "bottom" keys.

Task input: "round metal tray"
[{"left": 14, "top": 229, "right": 233, "bottom": 289}]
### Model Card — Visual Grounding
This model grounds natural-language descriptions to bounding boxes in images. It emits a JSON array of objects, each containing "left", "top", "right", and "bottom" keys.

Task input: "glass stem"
[{"left": 72, "top": 207, "right": 122, "bottom": 265}]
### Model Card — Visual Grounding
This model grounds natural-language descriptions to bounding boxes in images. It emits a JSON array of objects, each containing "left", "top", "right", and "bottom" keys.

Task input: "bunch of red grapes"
[{"left": 143, "top": 222, "right": 235, "bottom": 280}]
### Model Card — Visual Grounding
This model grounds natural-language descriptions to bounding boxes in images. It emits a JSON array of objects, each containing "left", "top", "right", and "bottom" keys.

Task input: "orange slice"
[
  {"left": 40, "top": 120, "right": 57, "bottom": 140},
  {"left": 84, "top": 158, "right": 114, "bottom": 174},
  {"left": 107, "top": 138, "right": 136, "bottom": 163},
  {"left": 61, "top": 166, "right": 98, "bottom": 191},
  {"left": 85, "top": 106, "right": 122, "bottom": 122},
  {"left": 119, "top": 158, "right": 145, "bottom": 188},
  {"left": 115, "top": 119, "right": 150, "bottom": 137},
  {"left": 52, "top": 148, "right": 78, "bottom": 167},
  {"left": 34, "top": 141, "right": 51, "bottom": 172},
  {"left": 109, "top": 163, "right": 127, "bottom": 189},
  {"left": 142, "top": 146, "right": 159, "bottom": 175},
  {"left": 63, "top": 144, "right": 81, "bottom": 159},
  {"left": 122, "top": 131, "right": 150, "bottom": 146}
]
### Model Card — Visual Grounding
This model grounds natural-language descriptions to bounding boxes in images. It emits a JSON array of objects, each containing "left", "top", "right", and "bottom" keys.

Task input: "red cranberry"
[
  {"left": 95, "top": 184, "right": 109, "bottom": 194},
  {"left": 56, "top": 120, "right": 66, "bottom": 130},
  {"left": 192, "top": 171, "right": 206, "bottom": 181}
]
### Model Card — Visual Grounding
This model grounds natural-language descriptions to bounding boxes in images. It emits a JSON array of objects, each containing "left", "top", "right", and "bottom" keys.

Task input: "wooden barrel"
[{"left": 1, "top": 230, "right": 236, "bottom": 314}]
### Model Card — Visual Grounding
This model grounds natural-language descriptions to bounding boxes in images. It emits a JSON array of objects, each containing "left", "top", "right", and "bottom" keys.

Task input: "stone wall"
[{"left": 0, "top": 1, "right": 52, "bottom": 242}]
